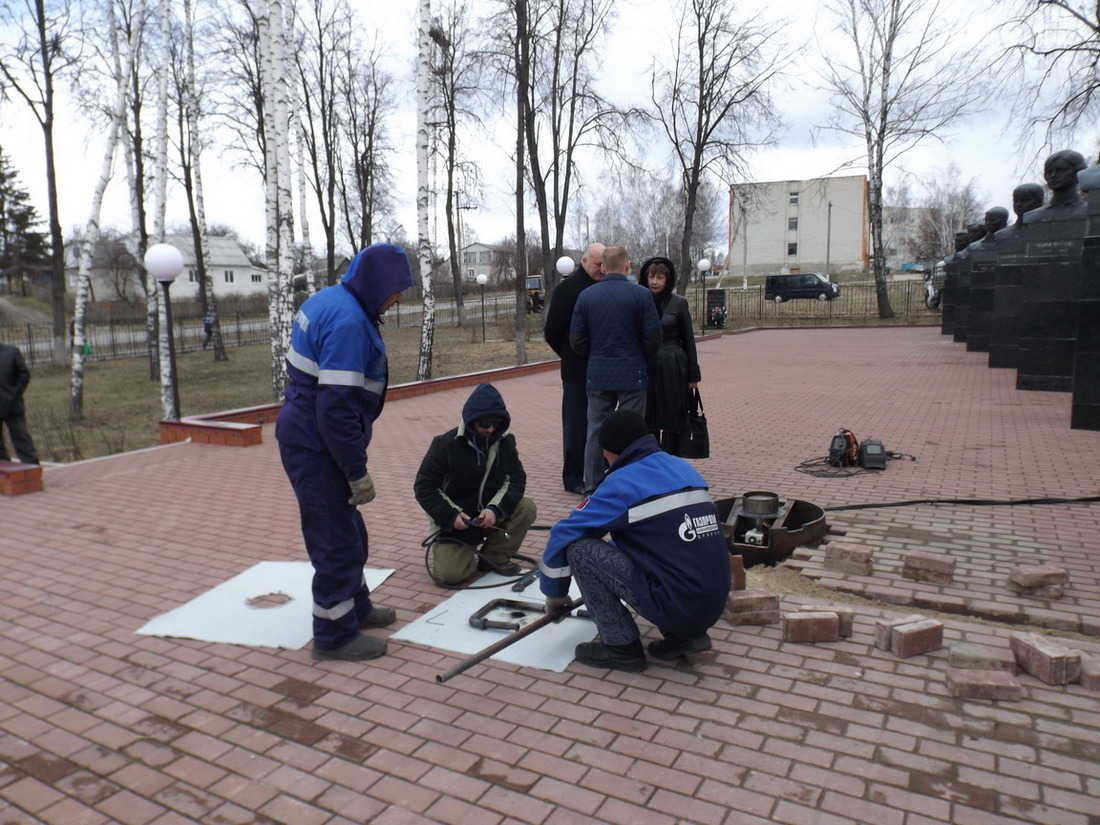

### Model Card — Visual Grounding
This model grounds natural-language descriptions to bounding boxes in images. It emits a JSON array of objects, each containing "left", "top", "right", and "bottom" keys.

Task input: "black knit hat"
[{"left": 599, "top": 409, "right": 649, "bottom": 455}]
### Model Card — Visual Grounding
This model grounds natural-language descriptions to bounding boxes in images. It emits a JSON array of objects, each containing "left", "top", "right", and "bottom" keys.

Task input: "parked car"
[
  {"left": 525, "top": 275, "right": 544, "bottom": 313},
  {"left": 764, "top": 272, "right": 840, "bottom": 302}
]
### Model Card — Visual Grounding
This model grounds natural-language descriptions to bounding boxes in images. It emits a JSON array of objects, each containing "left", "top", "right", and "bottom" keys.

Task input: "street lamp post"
[
  {"left": 145, "top": 243, "right": 185, "bottom": 420},
  {"left": 476, "top": 273, "right": 488, "bottom": 343}
]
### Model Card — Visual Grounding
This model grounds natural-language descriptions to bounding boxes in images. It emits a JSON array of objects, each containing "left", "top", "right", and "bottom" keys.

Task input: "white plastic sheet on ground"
[
  {"left": 392, "top": 574, "right": 593, "bottom": 673},
  {"left": 136, "top": 561, "right": 392, "bottom": 650}
]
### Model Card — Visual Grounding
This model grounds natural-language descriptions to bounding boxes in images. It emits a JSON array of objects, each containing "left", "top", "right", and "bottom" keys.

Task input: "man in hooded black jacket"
[{"left": 414, "top": 383, "right": 537, "bottom": 585}]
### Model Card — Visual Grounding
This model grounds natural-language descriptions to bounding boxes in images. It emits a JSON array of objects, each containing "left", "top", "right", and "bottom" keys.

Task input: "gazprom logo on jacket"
[{"left": 678, "top": 512, "right": 720, "bottom": 542}]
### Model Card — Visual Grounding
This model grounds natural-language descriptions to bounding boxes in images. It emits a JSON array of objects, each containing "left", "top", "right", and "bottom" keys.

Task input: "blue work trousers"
[{"left": 279, "top": 442, "right": 373, "bottom": 651}]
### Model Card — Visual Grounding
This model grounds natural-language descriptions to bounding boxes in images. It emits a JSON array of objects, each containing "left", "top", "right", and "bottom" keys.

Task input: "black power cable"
[{"left": 824, "top": 494, "right": 1100, "bottom": 512}]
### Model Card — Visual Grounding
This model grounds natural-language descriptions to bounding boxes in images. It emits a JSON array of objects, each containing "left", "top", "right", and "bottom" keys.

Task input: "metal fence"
[
  {"left": 0, "top": 292, "right": 524, "bottom": 367},
  {"left": 688, "top": 279, "right": 936, "bottom": 327}
]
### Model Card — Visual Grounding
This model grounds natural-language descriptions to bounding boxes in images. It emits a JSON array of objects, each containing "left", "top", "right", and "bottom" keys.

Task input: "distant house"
[{"left": 65, "top": 234, "right": 268, "bottom": 304}]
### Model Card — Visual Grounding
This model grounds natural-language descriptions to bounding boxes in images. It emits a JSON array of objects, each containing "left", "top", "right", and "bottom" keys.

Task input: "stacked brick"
[
  {"left": 945, "top": 642, "right": 1023, "bottom": 701},
  {"left": 779, "top": 605, "right": 855, "bottom": 643},
  {"left": 1010, "top": 633, "right": 1081, "bottom": 685},
  {"left": 0, "top": 460, "right": 43, "bottom": 496},
  {"left": 1007, "top": 565, "right": 1068, "bottom": 599},
  {"left": 823, "top": 542, "right": 874, "bottom": 576},
  {"left": 875, "top": 615, "right": 945, "bottom": 658},
  {"left": 902, "top": 551, "right": 956, "bottom": 584},
  {"left": 724, "top": 589, "right": 780, "bottom": 626}
]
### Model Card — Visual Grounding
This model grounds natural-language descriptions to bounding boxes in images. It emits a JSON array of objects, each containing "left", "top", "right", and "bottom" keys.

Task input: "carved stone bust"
[{"left": 1023, "top": 150, "right": 1088, "bottom": 224}]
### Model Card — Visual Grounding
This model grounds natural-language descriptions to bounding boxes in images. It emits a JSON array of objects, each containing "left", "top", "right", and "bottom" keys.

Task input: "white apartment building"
[{"left": 727, "top": 175, "right": 869, "bottom": 278}]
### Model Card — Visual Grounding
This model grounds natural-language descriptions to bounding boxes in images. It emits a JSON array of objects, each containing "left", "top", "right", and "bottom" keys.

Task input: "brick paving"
[{"left": 2, "top": 325, "right": 1099, "bottom": 825}]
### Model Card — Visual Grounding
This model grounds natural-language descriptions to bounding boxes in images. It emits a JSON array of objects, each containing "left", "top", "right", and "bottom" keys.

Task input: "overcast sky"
[{"left": 0, "top": 0, "right": 1081, "bottom": 253}]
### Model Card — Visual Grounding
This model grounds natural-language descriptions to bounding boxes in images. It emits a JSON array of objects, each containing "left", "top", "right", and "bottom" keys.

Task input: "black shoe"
[
  {"left": 574, "top": 640, "right": 646, "bottom": 672},
  {"left": 476, "top": 558, "right": 522, "bottom": 576},
  {"left": 358, "top": 606, "right": 396, "bottom": 629},
  {"left": 647, "top": 633, "right": 712, "bottom": 661},
  {"left": 312, "top": 634, "right": 387, "bottom": 662}
]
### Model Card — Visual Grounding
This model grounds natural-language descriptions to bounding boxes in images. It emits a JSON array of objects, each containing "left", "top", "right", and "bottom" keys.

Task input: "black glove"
[{"left": 544, "top": 596, "right": 572, "bottom": 622}]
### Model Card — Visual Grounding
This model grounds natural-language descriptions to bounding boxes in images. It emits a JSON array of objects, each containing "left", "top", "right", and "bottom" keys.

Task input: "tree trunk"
[
  {"left": 69, "top": 2, "right": 140, "bottom": 421},
  {"left": 415, "top": 0, "right": 435, "bottom": 381}
]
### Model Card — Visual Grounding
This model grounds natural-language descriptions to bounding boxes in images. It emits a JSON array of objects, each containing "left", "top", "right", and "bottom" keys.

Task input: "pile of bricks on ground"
[
  {"left": 723, "top": 586, "right": 1099, "bottom": 700},
  {"left": 0, "top": 460, "right": 43, "bottom": 496}
]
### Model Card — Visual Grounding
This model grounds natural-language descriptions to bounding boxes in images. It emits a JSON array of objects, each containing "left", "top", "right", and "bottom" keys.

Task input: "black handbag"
[{"left": 678, "top": 387, "right": 709, "bottom": 459}]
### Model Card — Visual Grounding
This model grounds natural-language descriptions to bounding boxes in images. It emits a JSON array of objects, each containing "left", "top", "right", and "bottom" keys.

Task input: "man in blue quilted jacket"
[
  {"left": 276, "top": 243, "right": 412, "bottom": 663},
  {"left": 569, "top": 244, "right": 661, "bottom": 493},
  {"left": 540, "top": 410, "right": 730, "bottom": 672}
]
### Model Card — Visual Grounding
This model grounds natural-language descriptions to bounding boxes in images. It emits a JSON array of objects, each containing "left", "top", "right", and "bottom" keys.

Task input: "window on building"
[
  {"left": 251, "top": 273, "right": 262, "bottom": 283},
  {"left": 788, "top": 217, "right": 798, "bottom": 231},
  {"left": 789, "top": 191, "right": 799, "bottom": 205},
  {"left": 787, "top": 242, "right": 798, "bottom": 256},
  {"left": 463, "top": 251, "right": 476, "bottom": 264},
  {"left": 188, "top": 268, "right": 198, "bottom": 283},
  {"left": 467, "top": 269, "right": 475, "bottom": 280},
  {"left": 224, "top": 270, "right": 235, "bottom": 284},
  {"left": 479, "top": 251, "right": 491, "bottom": 263}
]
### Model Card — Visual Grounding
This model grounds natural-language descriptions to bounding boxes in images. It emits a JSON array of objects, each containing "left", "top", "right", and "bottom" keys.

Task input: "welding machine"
[{"left": 858, "top": 438, "right": 887, "bottom": 469}]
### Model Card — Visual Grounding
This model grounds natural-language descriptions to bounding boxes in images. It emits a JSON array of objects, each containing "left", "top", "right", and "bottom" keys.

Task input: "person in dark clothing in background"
[
  {"left": 540, "top": 410, "right": 730, "bottom": 672},
  {"left": 413, "top": 383, "right": 536, "bottom": 585},
  {"left": 570, "top": 244, "right": 661, "bottom": 494},
  {"left": 639, "top": 257, "right": 701, "bottom": 454},
  {"left": 0, "top": 343, "right": 40, "bottom": 465},
  {"left": 542, "top": 242, "right": 604, "bottom": 495},
  {"left": 276, "top": 243, "right": 413, "bottom": 663}
]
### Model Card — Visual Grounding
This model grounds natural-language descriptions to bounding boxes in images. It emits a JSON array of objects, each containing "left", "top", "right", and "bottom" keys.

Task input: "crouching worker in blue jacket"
[
  {"left": 414, "top": 383, "right": 537, "bottom": 585},
  {"left": 540, "top": 409, "right": 730, "bottom": 672},
  {"left": 276, "top": 243, "right": 413, "bottom": 663}
]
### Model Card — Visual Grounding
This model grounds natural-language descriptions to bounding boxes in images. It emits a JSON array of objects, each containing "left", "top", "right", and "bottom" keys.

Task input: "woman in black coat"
[{"left": 638, "top": 257, "right": 700, "bottom": 454}]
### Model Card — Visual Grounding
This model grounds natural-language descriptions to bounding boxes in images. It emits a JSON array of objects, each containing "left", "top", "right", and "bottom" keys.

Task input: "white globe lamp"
[
  {"left": 144, "top": 243, "right": 185, "bottom": 283},
  {"left": 475, "top": 273, "right": 488, "bottom": 286},
  {"left": 555, "top": 256, "right": 574, "bottom": 276}
]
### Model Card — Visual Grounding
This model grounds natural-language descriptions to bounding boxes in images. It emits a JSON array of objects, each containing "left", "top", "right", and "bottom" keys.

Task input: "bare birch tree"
[
  {"left": 819, "top": 0, "right": 984, "bottom": 318},
  {"left": 427, "top": 2, "right": 482, "bottom": 326},
  {"left": 257, "top": 0, "right": 295, "bottom": 400},
  {"left": 651, "top": 0, "right": 786, "bottom": 297},
  {"left": 152, "top": 0, "right": 174, "bottom": 418},
  {"left": 69, "top": 0, "right": 142, "bottom": 421},
  {"left": 0, "top": 0, "right": 84, "bottom": 363},
  {"left": 999, "top": 0, "right": 1100, "bottom": 144},
  {"left": 173, "top": 0, "right": 227, "bottom": 361},
  {"left": 416, "top": 0, "right": 436, "bottom": 380}
]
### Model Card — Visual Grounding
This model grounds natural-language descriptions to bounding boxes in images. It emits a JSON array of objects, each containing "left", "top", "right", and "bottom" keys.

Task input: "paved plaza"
[{"left": 2, "top": 325, "right": 1099, "bottom": 825}]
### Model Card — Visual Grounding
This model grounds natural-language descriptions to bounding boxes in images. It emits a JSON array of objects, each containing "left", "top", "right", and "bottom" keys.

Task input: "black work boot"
[
  {"left": 312, "top": 634, "right": 387, "bottom": 662},
  {"left": 647, "top": 632, "right": 712, "bottom": 661},
  {"left": 574, "top": 639, "right": 646, "bottom": 672},
  {"left": 358, "top": 606, "right": 397, "bottom": 629}
]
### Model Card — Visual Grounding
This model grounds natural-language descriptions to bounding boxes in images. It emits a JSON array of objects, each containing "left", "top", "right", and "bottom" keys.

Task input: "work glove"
[
  {"left": 348, "top": 473, "right": 376, "bottom": 506},
  {"left": 544, "top": 596, "right": 572, "bottom": 622}
]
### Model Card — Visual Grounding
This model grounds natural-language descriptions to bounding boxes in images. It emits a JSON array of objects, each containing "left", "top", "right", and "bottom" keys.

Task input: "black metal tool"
[{"left": 436, "top": 597, "right": 586, "bottom": 684}]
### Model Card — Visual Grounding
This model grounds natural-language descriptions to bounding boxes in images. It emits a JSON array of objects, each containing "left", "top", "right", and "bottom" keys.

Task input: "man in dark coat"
[
  {"left": 414, "top": 383, "right": 536, "bottom": 585},
  {"left": 0, "top": 343, "right": 40, "bottom": 465},
  {"left": 276, "top": 243, "right": 413, "bottom": 663},
  {"left": 570, "top": 244, "right": 661, "bottom": 493},
  {"left": 542, "top": 242, "right": 604, "bottom": 495}
]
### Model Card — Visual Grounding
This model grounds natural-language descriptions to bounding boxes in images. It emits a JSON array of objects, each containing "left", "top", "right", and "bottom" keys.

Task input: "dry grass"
[{"left": 24, "top": 317, "right": 554, "bottom": 462}]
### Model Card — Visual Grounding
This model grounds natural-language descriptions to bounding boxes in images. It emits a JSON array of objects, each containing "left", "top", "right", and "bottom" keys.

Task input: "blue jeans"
[{"left": 583, "top": 388, "right": 645, "bottom": 492}]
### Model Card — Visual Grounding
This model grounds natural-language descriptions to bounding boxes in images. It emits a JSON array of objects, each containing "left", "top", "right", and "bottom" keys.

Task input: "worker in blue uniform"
[
  {"left": 540, "top": 409, "right": 730, "bottom": 672},
  {"left": 276, "top": 243, "right": 413, "bottom": 663}
]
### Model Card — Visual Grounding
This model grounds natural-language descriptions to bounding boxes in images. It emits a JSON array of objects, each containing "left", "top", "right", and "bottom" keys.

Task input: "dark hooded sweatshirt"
[{"left": 413, "top": 383, "right": 527, "bottom": 532}]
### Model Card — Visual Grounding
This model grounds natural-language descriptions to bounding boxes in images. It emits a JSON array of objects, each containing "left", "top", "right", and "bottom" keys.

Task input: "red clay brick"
[
  {"left": 824, "top": 542, "right": 875, "bottom": 576},
  {"left": 944, "top": 669, "right": 1023, "bottom": 701},
  {"left": 1079, "top": 654, "right": 1100, "bottom": 691},
  {"left": 1009, "top": 633, "right": 1082, "bottom": 685},
  {"left": 902, "top": 551, "right": 956, "bottom": 584},
  {"left": 873, "top": 615, "right": 926, "bottom": 650},
  {"left": 948, "top": 643, "right": 1017, "bottom": 673},
  {"left": 799, "top": 605, "right": 854, "bottom": 637},
  {"left": 782, "top": 612, "right": 840, "bottom": 643},
  {"left": 1008, "top": 565, "right": 1068, "bottom": 588},
  {"left": 890, "top": 619, "right": 944, "bottom": 658}
]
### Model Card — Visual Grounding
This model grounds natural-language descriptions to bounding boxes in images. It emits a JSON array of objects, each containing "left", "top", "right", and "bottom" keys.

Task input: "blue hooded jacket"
[{"left": 275, "top": 243, "right": 413, "bottom": 481}]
